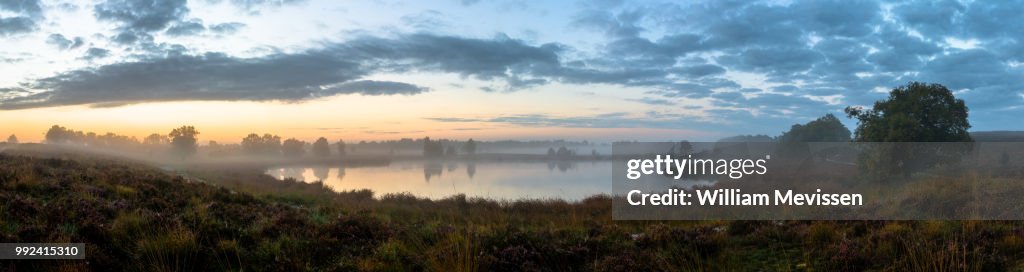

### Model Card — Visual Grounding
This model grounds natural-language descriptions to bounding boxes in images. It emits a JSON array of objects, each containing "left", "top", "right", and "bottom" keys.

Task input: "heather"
[{"left": 1, "top": 145, "right": 1022, "bottom": 271}]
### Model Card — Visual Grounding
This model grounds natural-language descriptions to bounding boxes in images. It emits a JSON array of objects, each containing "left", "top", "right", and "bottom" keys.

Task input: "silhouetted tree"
[
  {"left": 777, "top": 114, "right": 851, "bottom": 157},
  {"left": 143, "top": 133, "right": 168, "bottom": 145},
  {"left": 41, "top": 125, "right": 145, "bottom": 151},
  {"left": 547, "top": 147, "right": 556, "bottom": 157},
  {"left": 242, "top": 133, "right": 282, "bottom": 155},
  {"left": 422, "top": 137, "right": 444, "bottom": 158},
  {"left": 462, "top": 139, "right": 477, "bottom": 155},
  {"left": 206, "top": 141, "right": 224, "bottom": 156},
  {"left": 312, "top": 137, "right": 331, "bottom": 157},
  {"left": 556, "top": 146, "right": 574, "bottom": 159},
  {"left": 845, "top": 82, "right": 972, "bottom": 179},
  {"left": 445, "top": 145, "right": 457, "bottom": 157},
  {"left": 261, "top": 134, "right": 282, "bottom": 155},
  {"left": 845, "top": 82, "right": 970, "bottom": 142},
  {"left": 677, "top": 140, "right": 692, "bottom": 155},
  {"left": 45, "top": 125, "right": 71, "bottom": 144},
  {"left": 169, "top": 126, "right": 199, "bottom": 158},
  {"left": 282, "top": 138, "right": 306, "bottom": 157},
  {"left": 241, "top": 133, "right": 262, "bottom": 154},
  {"left": 778, "top": 114, "right": 851, "bottom": 143},
  {"left": 6, "top": 134, "right": 17, "bottom": 144},
  {"left": 336, "top": 140, "right": 347, "bottom": 157},
  {"left": 142, "top": 133, "right": 168, "bottom": 154}
]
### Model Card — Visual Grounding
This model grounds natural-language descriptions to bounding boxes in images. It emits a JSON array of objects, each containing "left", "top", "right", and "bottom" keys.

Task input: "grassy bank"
[{"left": 1, "top": 146, "right": 1023, "bottom": 271}]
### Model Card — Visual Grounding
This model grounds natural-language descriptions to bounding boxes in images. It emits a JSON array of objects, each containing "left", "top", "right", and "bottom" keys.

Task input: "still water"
[{"left": 265, "top": 161, "right": 613, "bottom": 201}]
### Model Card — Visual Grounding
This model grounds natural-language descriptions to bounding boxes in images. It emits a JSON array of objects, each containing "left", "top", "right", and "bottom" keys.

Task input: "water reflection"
[
  {"left": 312, "top": 167, "right": 329, "bottom": 181},
  {"left": 547, "top": 161, "right": 574, "bottom": 172},
  {"left": 265, "top": 161, "right": 612, "bottom": 200},
  {"left": 424, "top": 162, "right": 443, "bottom": 182}
]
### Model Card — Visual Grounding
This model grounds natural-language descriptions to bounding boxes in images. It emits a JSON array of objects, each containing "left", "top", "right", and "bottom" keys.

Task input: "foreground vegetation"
[{"left": 0, "top": 145, "right": 1023, "bottom": 271}]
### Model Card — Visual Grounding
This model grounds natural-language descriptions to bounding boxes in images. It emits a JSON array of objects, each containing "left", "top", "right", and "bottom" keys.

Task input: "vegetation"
[
  {"left": 169, "top": 126, "right": 200, "bottom": 159},
  {"left": 462, "top": 139, "right": 477, "bottom": 155},
  {"left": 777, "top": 113, "right": 851, "bottom": 143},
  {"left": 422, "top": 137, "right": 444, "bottom": 158},
  {"left": 282, "top": 138, "right": 306, "bottom": 158},
  {"left": 312, "top": 137, "right": 331, "bottom": 157},
  {"left": 242, "top": 134, "right": 283, "bottom": 156},
  {"left": 845, "top": 82, "right": 971, "bottom": 142},
  {"left": 846, "top": 82, "right": 974, "bottom": 179},
  {"left": 0, "top": 146, "right": 1021, "bottom": 271}
]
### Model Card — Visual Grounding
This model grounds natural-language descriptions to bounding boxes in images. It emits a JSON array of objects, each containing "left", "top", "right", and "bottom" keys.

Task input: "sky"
[{"left": 1, "top": 0, "right": 1023, "bottom": 143}]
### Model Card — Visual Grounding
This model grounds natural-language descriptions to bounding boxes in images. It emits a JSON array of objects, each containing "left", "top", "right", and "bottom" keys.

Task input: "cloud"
[
  {"left": 225, "top": 0, "right": 305, "bottom": 7},
  {"left": 165, "top": 19, "right": 205, "bottom": 36},
  {"left": 0, "top": 0, "right": 43, "bottom": 16},
  {"left": 0, "top": 0, "right": 41, "bottom": 36},
  {"left": 400, "top": 10, "right": 449, "bottom": 30},
  {"left": 342, "top": 34, "right": 563, "bottom": 80},
  {"left": 82, "top": 47, "right": 111, "bottom": 60},
  {"left": 717, "top": 47, "right": 823, "bottom": 77},
  {"left": 673, "top": 64, "right": 726, "bottom": 78},
  {"left": 0, "top": 17, "right": 36, "bottom": 36},
  {"left": 209, "top": 22, "right": 245, "bottom": 34},
  {"left": 628, "top": 97, "right": 675, "bottom": 106},
  {"left": 326, "top": 80, "right": 428, "bottom": 96},
  {"left": 94, "top": 0, "right": 189, "bottom": 32},
  {"left": 0, "top": 52, "right": 365, "bottom": 109},
  {"left": 5, "top": 0, "right": 1024, "bottom": 135},
  {"left": 3, "top": 33, "right": 570, "bottom": 109},
  {"left": 0, "top": 38, "right": 454, "bottom": 109},
  {"left": 46, "top": 34, "right": 85, "bottom": 50}
]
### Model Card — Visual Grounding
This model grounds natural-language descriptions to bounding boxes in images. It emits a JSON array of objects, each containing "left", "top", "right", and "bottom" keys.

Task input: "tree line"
[{"left": 42, "top": 125, "right": 484, "bottom": 160}]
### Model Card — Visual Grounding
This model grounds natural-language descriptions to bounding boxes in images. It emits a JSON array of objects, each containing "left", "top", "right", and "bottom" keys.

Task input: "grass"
[{"left": 0, "top": 146, "right": 1023, "bottom": 271}]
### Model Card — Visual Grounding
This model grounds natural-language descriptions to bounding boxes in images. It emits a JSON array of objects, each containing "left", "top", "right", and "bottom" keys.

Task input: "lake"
[
  {"left": 265, "top": 161, "right": 614, "bottom": 201},
  {"left": 265, "top": 160, "right": 719, "bottom": 201}
]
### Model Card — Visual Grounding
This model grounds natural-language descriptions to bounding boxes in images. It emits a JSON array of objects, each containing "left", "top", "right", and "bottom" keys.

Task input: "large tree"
[
  {"left": 844, "top": 82, "right": 972, "bottom": 180},
  {"left": 462, "top": 139, "right": 477, "bottom": 155},
  {"left": 776, "top": 113, "right": 852, "bottom": 159},
  {"left": 312, "top": 137, "right": 331, "bottom": 157},
  {"left": 169, "top": 126, "right": 200, "bottom": 158},
  {"left": 45, "top": 125, "right": 71, "bottom": 144},
  {"left": 422, "top": 137, "right": 443, "bottom": 158},
  {"left": 844, "top": 82, "right": 971, "bottom": 142},
  {"left": 241, "top": 133, "right": 282, "bottom": 155},
  {"left": 282, "top": 138, "right": 306, "bottom": 157}
]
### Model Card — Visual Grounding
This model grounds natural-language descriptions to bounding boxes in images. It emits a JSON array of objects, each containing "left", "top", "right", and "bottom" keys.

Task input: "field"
[{"left": 2, "top": 144, "right": 1024, "bottom": 271}]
